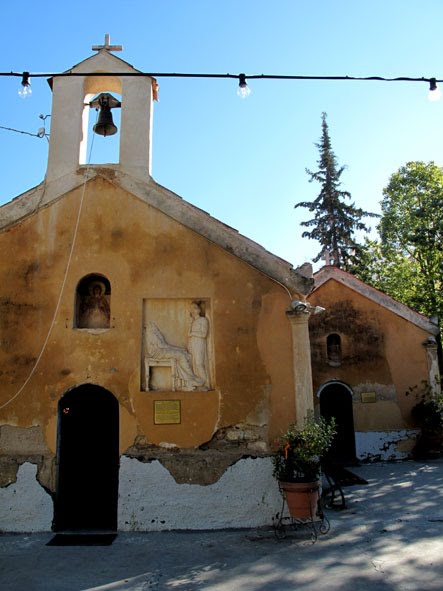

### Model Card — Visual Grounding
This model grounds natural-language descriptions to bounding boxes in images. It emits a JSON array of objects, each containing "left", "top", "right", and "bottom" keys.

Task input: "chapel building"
[
  {"left": 309, "top": 266, "right": 440, "bottom": 463},
  {"left": 0, "top": 39, "right": 315, "bottom": 532}
]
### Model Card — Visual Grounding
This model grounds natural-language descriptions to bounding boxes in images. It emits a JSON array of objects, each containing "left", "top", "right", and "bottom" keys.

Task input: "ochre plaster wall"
[
  {"left": 309, "top": 280, "right": 431, "bottom": 431},
  {"left": 0, "top": 177, "right": 297, "bottom": 487}
]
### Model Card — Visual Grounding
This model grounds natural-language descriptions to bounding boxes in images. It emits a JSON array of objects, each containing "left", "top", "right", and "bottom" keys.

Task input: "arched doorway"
[
  {"left": 319, "top": 382, "right": 357, "bottom": 465},
  {"left": 54, "top": 384, "right": 119, "bottom": 532}
]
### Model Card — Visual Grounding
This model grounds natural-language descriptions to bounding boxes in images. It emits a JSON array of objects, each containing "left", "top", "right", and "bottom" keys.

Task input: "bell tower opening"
[
  {"left": 46, "top": 35, "right": 156, "bottom": 184},
  {"left": 85, "top": 91, "right": 122, "bottom": 165}
]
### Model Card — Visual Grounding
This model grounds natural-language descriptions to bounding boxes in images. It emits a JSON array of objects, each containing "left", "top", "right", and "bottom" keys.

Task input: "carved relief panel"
[{"left": 142, "top": 299, "right": 213, "bottom": 392}]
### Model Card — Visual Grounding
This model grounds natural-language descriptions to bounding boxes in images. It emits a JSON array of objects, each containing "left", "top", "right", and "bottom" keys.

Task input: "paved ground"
[{"left": 1, "top": 459, "right": 443, "bottom": 590}]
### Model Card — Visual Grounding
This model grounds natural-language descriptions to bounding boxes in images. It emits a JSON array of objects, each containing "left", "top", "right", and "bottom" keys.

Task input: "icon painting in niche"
[{"left": 76, "top": 275, "right": 111, "bottom": 329}]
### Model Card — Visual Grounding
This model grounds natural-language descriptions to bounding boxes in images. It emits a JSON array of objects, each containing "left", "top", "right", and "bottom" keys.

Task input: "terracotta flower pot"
[{"left": 280, "top": 481, "right": 321, "bottom": 519}]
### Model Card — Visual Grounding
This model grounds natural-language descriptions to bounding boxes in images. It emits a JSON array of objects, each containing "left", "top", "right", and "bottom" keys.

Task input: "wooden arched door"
[
  {"left": 54, "top": 384, "right": 119, "bottom": 531},
  {"left": 319, "top": 382, "right": 357, "bottom": 464}
]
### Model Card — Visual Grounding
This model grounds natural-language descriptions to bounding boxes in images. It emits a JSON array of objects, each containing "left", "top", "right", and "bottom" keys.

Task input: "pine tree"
[{"left": 295, "top": 113, "right": 376, "bottom": 269}]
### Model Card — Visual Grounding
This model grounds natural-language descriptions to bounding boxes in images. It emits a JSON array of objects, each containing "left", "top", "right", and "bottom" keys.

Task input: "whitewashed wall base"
[
  {"left": 356, "top": 430, "right": 419, "bottom": 462},
  {"left": 0, "top": 457, "right": 284, "bottom": 532},
  {"left": 0, "top": 463, "right": 53, "bottom": 532},
  {"left": 118, "top": 456, "right": 282, "bottom": 531}
]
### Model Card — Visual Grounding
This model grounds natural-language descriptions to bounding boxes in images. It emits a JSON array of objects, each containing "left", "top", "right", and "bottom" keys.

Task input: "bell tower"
[{"left": 46, "top": 36, "right": 156, "bottom": 184}]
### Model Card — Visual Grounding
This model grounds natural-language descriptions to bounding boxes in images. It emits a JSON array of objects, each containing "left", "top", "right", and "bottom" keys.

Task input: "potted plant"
[{"left": 273, "top": 414, "right": 336, "bottom": 519}]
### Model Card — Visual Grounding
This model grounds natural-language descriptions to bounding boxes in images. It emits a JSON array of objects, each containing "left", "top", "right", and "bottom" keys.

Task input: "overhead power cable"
[
  {"left": 0, "top": 124, "right": 48, "bottom": 138},
  {"left": 7, "top": 70, "right": 443, "bottom": 102},
  {"left": 1, "top": 71, "right": 442, "bottom": 83}
]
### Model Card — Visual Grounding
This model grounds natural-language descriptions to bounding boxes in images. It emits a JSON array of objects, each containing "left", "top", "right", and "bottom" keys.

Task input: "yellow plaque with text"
[
  {"left": 361, "top": 392, "right": 377, "bottom": 403},
  {"left": 154, "top": 400, "right": 181, "bottom": 424}
]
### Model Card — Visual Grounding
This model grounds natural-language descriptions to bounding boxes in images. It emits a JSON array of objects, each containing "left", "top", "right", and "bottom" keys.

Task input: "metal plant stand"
[{"left": 273, "top": 484, "right": 330, "bottom": 543}]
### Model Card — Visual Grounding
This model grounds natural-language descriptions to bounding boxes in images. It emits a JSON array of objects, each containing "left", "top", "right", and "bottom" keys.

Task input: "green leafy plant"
[
  {"left": 407, "top": 380, "right": 443, "bottom": 458},
  {"left": 272, "top": 414, "right": 336, "bottom": 483}
]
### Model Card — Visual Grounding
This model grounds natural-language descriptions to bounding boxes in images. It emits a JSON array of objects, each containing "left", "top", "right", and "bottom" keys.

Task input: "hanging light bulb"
[
  {"left": 237, "top": 73, "right": 251, "bottom": 99},
  {"left": 18, "top": 72, "right": 32, "bottom": 99},
  {"left": 428, "top": 78, "right": 441, "bottom": 102}
]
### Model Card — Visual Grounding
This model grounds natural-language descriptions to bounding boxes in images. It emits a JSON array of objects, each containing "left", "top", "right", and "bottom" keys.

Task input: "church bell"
[{"left": 90, "top": 93, "right": 122, "bottom": 136}]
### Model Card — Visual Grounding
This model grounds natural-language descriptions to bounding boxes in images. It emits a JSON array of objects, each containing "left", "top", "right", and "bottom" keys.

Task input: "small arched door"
[
  {"left": 54, "top": 384, "right": 119, "bottom": 531},
  {"left": 319, "top": 382, "right": 357, "bottom": 465}
]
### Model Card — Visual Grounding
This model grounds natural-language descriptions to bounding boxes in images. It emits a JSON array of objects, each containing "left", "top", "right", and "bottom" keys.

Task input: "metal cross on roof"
[{"left": 92, "top": 34, "right": 123, "bottom": 53}]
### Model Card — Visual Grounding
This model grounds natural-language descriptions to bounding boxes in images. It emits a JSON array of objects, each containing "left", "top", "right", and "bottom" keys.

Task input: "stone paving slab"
[{"left": 0, "top": 459, "right": 442, "bottom": 590}]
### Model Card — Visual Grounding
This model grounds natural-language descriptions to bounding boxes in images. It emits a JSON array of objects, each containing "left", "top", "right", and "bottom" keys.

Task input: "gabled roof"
[
  {"left": 0, "top": 168, "right": 313, "bottom": 296},
  {"left": 312, "top": 265, "right": 439, "bottom": 335},
  {"left": 47, "top": 49, "right": 146, "bottom": 90}
]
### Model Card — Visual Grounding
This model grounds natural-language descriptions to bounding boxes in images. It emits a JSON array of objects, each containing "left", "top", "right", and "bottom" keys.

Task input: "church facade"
[
  {"left": 308, "top": 266, "right": 440, "bottom": 463},
  {"left": 0, "top": 42, "right": 314, "bottom": 531}
]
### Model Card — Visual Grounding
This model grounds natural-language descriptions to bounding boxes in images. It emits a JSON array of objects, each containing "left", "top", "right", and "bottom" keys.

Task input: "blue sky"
[{"left": 1, "top": 0, "right": 443, "bottom": 268}]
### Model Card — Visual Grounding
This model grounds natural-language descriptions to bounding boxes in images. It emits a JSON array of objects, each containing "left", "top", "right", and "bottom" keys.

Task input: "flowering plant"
[{"left": 272, "top": 414, "right": 336, "bottom": 483}]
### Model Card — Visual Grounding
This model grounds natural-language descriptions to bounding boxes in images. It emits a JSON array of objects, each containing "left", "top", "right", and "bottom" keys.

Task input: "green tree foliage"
[
  {"left": 351, "top": 161, "right": 443, "bottom": 324},
  {"left": 295, "top": 113, "right": 376, "bottom": 269},
  {"left": 349, "top": 239, "right": 421, "bottom": 307},
  {"left": 379, "top": 161, "right": 443, "bottom": 320}
]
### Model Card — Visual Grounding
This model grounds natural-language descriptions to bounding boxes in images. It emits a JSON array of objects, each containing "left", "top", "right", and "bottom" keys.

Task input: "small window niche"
[
  {"left": 327, "top": 333, "right": 342, "bottom": 367},
  {"left": 75, "top": 274, "right": 111, "bottom": 329}
]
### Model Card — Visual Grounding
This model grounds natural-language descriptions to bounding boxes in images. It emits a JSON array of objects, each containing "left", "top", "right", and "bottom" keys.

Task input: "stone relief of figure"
[
  {"left": 78, "top": 281, "right": 110, "bottom": 329},
  {"left": 144, "top": 321, "right": 205, "bottom": 391},
  {"left": 188, "top": 302, "right": 210, "bottom": 390}
]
